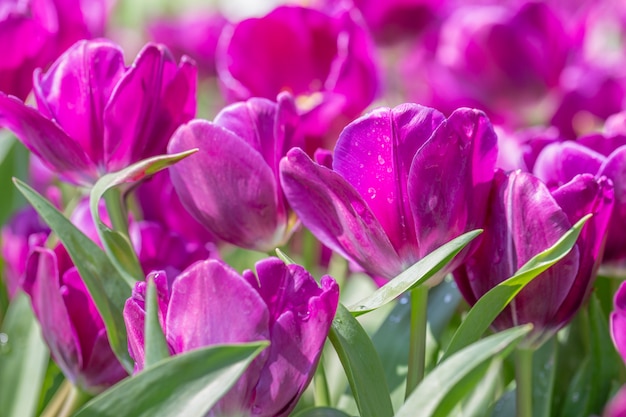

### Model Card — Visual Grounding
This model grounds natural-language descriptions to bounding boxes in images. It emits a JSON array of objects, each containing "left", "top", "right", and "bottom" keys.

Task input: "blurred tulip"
[
  {"left": 216, "top": 4, "right": 379, "bottom": 152},
  {"left": 0, "top": 0, "right": 111, "bottom": 100},
  {"left": 605, "top": 385, "right": 626, "bottom": 417},
  {"left": 0, "top": 39, "right": 196, "bottom": 185},
  {"left": 168, "top": 93, "right": 300, "bottom": 252},
  {"left": 280, "top": 104, "right": 497, "bottom": 283},
  {"left": 124, "top": 257, "right": 339, "bottom": 417},
  {"left": 611, "top": 281, "right": 626, "bottom": 365},
  {"left": 455, "top": 170, "right": 613, "bottom": 347}
]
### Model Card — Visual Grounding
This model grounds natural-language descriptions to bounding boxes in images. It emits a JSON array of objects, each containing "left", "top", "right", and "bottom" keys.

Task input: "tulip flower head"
[
  {"left": 280, "top": 103, "right": 497, "bottom": 283},
  {"left": 168, "top": 93, "right": 300, "bottom": 252},
  {"left": 0, "top": 39, "right": 197, "bottom": 185},
  {"left": 123, "top": 257, "right": 339, "bottom": 417},
  {"left": 455, "top": 170, "right": 613, "bottom": 347}
]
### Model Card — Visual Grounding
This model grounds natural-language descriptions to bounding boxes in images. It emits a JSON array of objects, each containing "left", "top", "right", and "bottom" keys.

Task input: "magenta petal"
[
  {"left": 166, "top": 260, "right": 270, "bottom": 415},
  {"left": 0, "top": 93, "right": 97, "bottom": 184},
  {"left": 243, "top": 259, "right": 338, "bottom": 416},
  {"left": 23, "top": 248, "right": 82, "bottom": 384},
  {"left": 598, "top": 146, "right": 626, "bottom": 261},
  {"left": 104, "top": 44, "right": 197, "bottom": 170},
  {"left": 33, "top": 39, "right": 126, "bottom": 165},
  {"left": 168, "top": 120, "right": 282, "bottom": 251},
  {"left": 280, "top": 147, "right": 403, "bottom": 278},
  {"left": 534, "top": 141, "right": 605, "bottom": 187},
  {"left": 612, "top": 281, "right": 626, "bottom": 364},
  {"left": 333, "top": 104, "right": 445, "bottom": 260},
  {"left": 409, "top": 108, "right": 497, "bottom": 260}
]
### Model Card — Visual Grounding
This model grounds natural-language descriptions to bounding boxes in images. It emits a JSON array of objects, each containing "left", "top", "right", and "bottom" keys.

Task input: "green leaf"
[
  {"left": 0, "top": 292, "right": 49, "bottom": 417},
  {"left": 73, "top": 342, "right": 268, "bottom": 417},
  {"left": 328, "top": 304, "right": 394, "bottom": 417},
  {"left": 292, "top": 407, "right": 352, "bottom": 417},
  {"left": 396, "top": 325, "right": 532, "bottom": 417},
  {"left": 559, "top": 357, "right": 591, "bottom": 417},
  {"left": 0, "top": 134, "right": 28, "bottom": 225},
  {"left": 441, "top": 215, "right": 590, "bottom": 361},
  {"left": 456, "top": 359, "right": 502, "bottom": 417},
  {"left": 531, "top": 337, "right": 557, "bottom": 417},
  {"left": 275, "top": 248, "right": 296, "bottom": 265},
  {"left": 348, "top": 230, "right": 482, "bottom": 316},
  {"left": 144, "top": 277, "right": 170, "bottom": 368},
  {"left": 14, "top": 178, "right": 133, "bottom": 372},
  {"left": 89, "top": 150, "right": 197, "bottom": 284}
]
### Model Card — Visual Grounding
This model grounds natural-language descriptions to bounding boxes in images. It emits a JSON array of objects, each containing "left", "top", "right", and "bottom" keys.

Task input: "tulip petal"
[
  {"left": 105, "top": 44, "right": 197, "bottom": 170},
  {"left": 166, "top": 260, "right": 270, "bottom": 416},
  {"left": 23, "top": 248, "right": 82, "bottom": 384},
  {"left": 409, "top": 108, "right": 497, "bottom": 261},
  {"left": 333, "top": 104, "right": 445, "bottom": 260},
  {"left": 33, "top": 40, "right": 126, "bottom": 165},
  {"left": 598, "top": 146, "right": 626, "bottom": 261},
  {"left": 280, "top": 147, "right": 403, "bottom": 278},
  {"left": 168, "top": 120, "right": 282, "bottom": 251},
  {"left": 534, "top": 141, "right": 605, "bottom": 187},
  {"left": 0, "top": 93, "right": 97, "bottom": 184},
  {"left": 611, "top": 282, "right": 626, "bottom": 364},
  {"left": 550, "top": 174, "right": 613, "bottom": 329},
  {"left": 242, "top": 259, "right": 339, "bottom": 417}
]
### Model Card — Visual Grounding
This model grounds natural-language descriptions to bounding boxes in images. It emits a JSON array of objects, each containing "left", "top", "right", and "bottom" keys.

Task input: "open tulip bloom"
[
  {"left": 0, "top": 38, "right": 196, "bottom": 185},
  {"left": 280, "top": 103, "right": 497, "bottom": 282},
  {"left": 124, "top": 257, "right": 339, "bottom": 417}
]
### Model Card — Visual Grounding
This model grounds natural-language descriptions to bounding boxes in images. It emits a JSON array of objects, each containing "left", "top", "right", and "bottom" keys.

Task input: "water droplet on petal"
[
  {"left": 367, "top": 187, "right": 377, "bottom": 199},
  {"left": 378, "top": 155, "right": 385, "bottom": 165}
]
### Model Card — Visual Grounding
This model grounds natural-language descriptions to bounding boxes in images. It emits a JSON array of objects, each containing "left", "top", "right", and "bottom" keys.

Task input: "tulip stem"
[
  {"left": 515, "top": 347, "right": 534, "bottom": 417},
  {"left": 104, "top": 188, "right": 130, "bottom": 237},
  {"left": 313, "top": 352, "right": 331, "bottom": 407},
  {"left": 40, "top": 379, "right": 71, "bottom": 417},
  {"left": 405, "top": 284, "right": 429, "bottom": 399}
]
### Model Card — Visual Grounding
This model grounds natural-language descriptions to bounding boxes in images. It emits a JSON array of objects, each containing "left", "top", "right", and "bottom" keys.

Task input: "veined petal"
[
  {"left": 166, "top": 259, "right": 270, "bottom": 416},
  {"left": 409, "top": 108, "right": 497, "bottom": 261},
  {"left": 168, "top": 120, "right": 282, "bottom": 251},
  {"left": 33, "top": 39, "right": 126, "bottom": 166},
  {"left": 333, "top": 104, "right": 445, "bottom": 260},
  {"left": 104, "top": 44, "right": 197, "bottom": 170},
  {"left": 0, "top": 92, "right": 97, "bottom": 184},
  {"left": 280, "top": 147, "right": 403, "bottom": 278}
]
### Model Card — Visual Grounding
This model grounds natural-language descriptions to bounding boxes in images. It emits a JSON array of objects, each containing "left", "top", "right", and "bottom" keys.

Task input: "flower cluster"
[{"left": 1, "top": 0, "right": 626, "bottom": 416}]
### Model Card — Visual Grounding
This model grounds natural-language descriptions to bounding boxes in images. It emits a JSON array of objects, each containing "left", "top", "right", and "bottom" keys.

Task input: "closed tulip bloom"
[
  {"left": 167, "top": 93, "right": 300, "bottom": 252},
  {"left": 280, "top": 104, "right": 497, "bottom": 282},
  {"left": 532, "top": 124, "right": 626, "bottom": 262},
  {"left": 455, "top": 171, "right": 613, "bottom": 347},
  {"left": 216, "top": 4, "right": 379, "bottom": 151},
  {"left": 0, "top": 39, "right": 196, "bottom": 185},
  {"left": 123, "top": 257, "right": 339, "bottom": 417}
]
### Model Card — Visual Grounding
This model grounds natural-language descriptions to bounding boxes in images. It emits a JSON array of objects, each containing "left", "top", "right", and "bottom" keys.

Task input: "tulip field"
[{"left": 1, "top": 0, "right": 626, "bottom": 416}]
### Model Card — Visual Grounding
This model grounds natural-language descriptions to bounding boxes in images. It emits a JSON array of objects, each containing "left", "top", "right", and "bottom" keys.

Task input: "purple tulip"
[
  {"left": 455, "top": 171, "right": 613, "bottom": 346},
  {"left": 401, "top": 2, "right": 573, "bottom": 127},
  {"left": 216, "top": 4, "right": 379, "bottom": 152},
  {"left": 148, "top": 12, "right": 229, "bottom": 76},
  {"left": 167, "top": 93, "right": 300, "bottom": 252},
  {"left": 280, "top": 104, "right": 497, "bottom": 282},
  {"left": 123, "top": 257, "right": 339, "bottom": 417},
  {"left": 20, "top": 199, "right": 212, "bottom": 393},
  {"left": 0, "top": 39, "right": 196, "bottom": 185},
  {"left": 611, "top": 281, "right": 626, "bottom": 365},
  {"left": 1, "top": 207, "right": 49, "bottom": 298},
  {"left": 533, "top": 128, "right": 626, "bottom": 262},
  {"left": 0, "top": 0, "right": 111, "bottom": 99},
  {"left": 604, "top": 385, "right": 626, "bottom": 417}
]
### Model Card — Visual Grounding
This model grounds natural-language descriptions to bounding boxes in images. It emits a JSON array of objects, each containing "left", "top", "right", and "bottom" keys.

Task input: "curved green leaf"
[
  {"left": 144, "top": 277, "right": 170, "bottom": 368},
  {"left": 348, "top": 230, "right": 481, "bottom": 316},
  {"left": 73, "top": 341, "right": 268, "bottom": 417},
  {"left": 89, "top": 150, "right": 198, "bottom": 283},
  {"left": 328, "top": 304, "right": 394, "bottom": 417},
  {"left": 14, "top": 178, "right": 133, "bottom": 372},
  {"left": 292, "top": 407, "right": 352, "bottom": 417},
  {"left": 441, "top": 215, "right": 590, "bottom": 361},
  {"left": 396, "top": 325, "right": 532, "bottom": 417}
]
